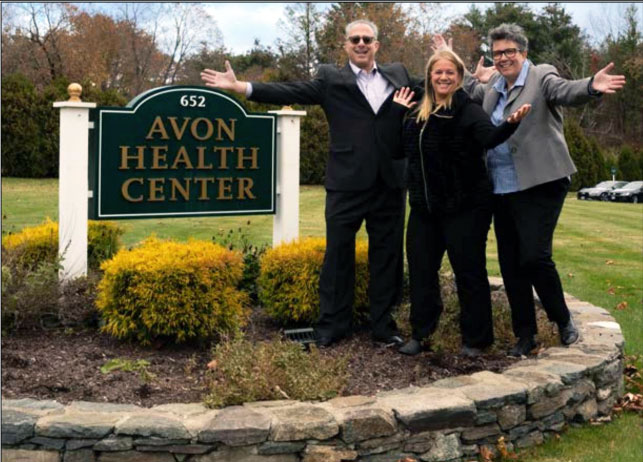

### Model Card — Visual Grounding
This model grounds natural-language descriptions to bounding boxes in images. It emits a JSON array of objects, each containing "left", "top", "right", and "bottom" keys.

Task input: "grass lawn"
[{"left": 2, "top": 177, "right": 642, "bottom": 460}]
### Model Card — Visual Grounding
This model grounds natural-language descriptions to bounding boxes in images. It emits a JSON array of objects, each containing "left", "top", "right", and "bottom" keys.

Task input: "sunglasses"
[
  {"left": 492, "top": 48, "right": 523, "bottom": 60},
  {"left": 347, "top": 35, "right": 375, "bottom": 45}
]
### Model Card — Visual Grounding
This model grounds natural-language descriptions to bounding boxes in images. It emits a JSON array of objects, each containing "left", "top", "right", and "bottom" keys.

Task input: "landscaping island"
[{"left": 1, "top": 281, "right": 624, "bottom": 462}]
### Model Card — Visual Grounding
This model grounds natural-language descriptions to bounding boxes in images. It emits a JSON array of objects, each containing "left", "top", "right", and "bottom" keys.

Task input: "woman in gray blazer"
[{"left": 460, "top": 23, "right": 626, "bottom": 357}]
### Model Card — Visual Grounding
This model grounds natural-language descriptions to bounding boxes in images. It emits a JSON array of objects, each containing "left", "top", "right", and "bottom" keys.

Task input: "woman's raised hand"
[
  {"left": 393, "top": 87, "right": 417, "bottom": 109},
  {"left": 473, "top": 56, "right": 497, "bottom": 83},
  {"left": 506, "top": 104, "right": 532, "bottom": 124},
  {"left": 431, "top": 34, "right": 452, "bottom": 52}
]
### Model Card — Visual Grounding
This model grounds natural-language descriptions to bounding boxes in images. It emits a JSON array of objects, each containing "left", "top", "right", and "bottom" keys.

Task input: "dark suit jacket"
[{"left": 250, "top": 63, "right": 418, "bottom": 191}]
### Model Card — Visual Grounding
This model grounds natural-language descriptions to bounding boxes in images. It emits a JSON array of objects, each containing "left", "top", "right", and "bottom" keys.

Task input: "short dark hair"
[{"left": 488, "top": 23, "right": 528, "bottom": 51}]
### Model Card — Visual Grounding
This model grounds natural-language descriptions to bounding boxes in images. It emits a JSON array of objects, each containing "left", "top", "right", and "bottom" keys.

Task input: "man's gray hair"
[
  {"left": 345, "top": 19, "right": 378, "bottom": 39},
  {"left": 488, "top": 23, "right": 528, "bottom": 51}
]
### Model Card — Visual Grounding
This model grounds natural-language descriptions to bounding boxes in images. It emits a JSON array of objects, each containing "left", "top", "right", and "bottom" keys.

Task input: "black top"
[{"left": 403, "top": 89, "right": 519, "bottom": 214}]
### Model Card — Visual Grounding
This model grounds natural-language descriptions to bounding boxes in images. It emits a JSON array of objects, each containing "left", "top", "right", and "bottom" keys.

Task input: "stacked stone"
[{"left": 2, "top": 291, "right": 624, "bottom": 462}]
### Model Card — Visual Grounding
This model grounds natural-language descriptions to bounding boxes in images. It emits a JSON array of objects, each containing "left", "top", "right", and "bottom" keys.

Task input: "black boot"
[
  {"left": 558, "top": 317, "right": 579, "bottom": 345},
  {"left": 508, "top": 336, "right": 537, "bottom": 357}
]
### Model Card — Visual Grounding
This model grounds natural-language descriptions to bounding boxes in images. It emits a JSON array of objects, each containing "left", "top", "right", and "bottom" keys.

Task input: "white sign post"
[
  {"left": 53, "top": 84, "right": 95, "bottom": 282},
  {"left": 270, "top": 108, "right": 306, "bottom": 246}
]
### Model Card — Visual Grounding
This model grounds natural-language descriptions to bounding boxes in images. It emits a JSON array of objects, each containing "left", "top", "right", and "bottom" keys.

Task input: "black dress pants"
[
  {"left": 316, "top": 183, "right": 404, "bottom": 340},
  {"left": 493, "top": 177, "right": 572, "bottom": 339},
  {"left": 406, "top": 202, "right": 494, "bottom": 348}
]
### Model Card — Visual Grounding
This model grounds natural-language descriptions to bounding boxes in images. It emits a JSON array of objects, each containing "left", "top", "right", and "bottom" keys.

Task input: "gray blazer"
[{"left": 467, "top": 62, "right": 599, "bottom": 190}]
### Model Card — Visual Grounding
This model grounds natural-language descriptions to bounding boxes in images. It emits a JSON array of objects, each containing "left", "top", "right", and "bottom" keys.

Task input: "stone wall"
[{"left": 2, "top": 285, "right": 624, "bottom": 462}]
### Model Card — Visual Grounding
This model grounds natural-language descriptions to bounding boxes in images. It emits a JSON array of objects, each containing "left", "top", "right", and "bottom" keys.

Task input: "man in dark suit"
[{"left": 202, "top": 19, "right": 418, "bottom": 347}]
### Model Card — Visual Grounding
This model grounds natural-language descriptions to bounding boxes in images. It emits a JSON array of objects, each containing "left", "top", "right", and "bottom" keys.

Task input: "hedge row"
[
  {"left": 1, "top": 74, "right": 127, "bottom": 178},
  {"left": 96, "top": 237, "right": 369, "bottom": 345},
  {"left": 3, "top": 222, "right": 370, "bottom": 344}
]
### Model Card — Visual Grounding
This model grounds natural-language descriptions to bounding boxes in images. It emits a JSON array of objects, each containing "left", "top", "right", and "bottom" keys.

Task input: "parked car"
[
  {"left": 577, "top": 181, "right": 628, "bottom": 200},
  {"left": 608, "top": 181, "right": 643, "bottom": 203}
]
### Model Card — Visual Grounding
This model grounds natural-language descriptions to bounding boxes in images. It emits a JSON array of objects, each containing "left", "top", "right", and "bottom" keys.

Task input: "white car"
[{"left": 577, "top": 181, "right": 628, "bottom": 201}]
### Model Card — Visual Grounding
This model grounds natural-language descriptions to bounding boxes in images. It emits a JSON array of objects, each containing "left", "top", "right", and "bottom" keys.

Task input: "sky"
[
  {"left": 199, "top": 2, "right": 641, "bottom": 53},
  {"left": 6, "top": 2, "right": 641, "bottom": 54}
]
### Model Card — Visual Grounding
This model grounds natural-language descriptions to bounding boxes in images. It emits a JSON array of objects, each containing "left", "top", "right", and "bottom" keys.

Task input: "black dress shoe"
[
  {"left": 558, "top": 317, "right": 579, "bottom": 345},
  {"left": 315, "top": 336, "right": 335, "bottom": 348},
  {"left": 373, "top": 334, "right": 404, "bottom": 347},
  {"left": 460, "top": 345, "right": 483, "bottom": 357},
  {"left": 508, "top": 336, "right": 537, "bottom": 357},
  {"left": 399, "top": 339, "right": 422, "bottom": 355}
]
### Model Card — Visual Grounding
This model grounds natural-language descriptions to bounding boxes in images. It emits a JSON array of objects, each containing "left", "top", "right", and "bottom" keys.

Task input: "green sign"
[{"left": 90, "top": 86, "right": 276, "bottom": 219}]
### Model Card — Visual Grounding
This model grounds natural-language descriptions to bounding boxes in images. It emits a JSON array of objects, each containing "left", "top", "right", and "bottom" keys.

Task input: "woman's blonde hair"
[{"left": 416, "top": 49, "right": 466, "bottom": 122}]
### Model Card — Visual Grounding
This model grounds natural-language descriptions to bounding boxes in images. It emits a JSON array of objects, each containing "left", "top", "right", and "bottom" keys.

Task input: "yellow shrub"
[
  {"left": 2, "top": 219, "right": 123, "bottom": 270},
  {"left": 96, "top": 237, "right": 249, "bottom": 345},
  {"left": 257, "top": 238, "right": 369, "bottom": 324}
]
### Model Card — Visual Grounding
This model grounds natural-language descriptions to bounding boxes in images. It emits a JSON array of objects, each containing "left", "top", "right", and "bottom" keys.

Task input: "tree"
[
  {"left": 399, "top": 3, "right": 447, "bottom": 76},
  {"left": 63, "top": 11, "right": 123, "bottom": 90},
  {"left": 113, "top": 3, "right": 167, "bottom": 96},
  {"left": 537, "top": 4, "right": 589, "bottom": 79},
  {"left": 617, "top": 146, "right": 642, "bottom": 181},
  {"left": 1, "top": 3, "right": 76, "bottom": 85},
  {"left": 177, "top": 43, "right": 230, "bottom": 86},
  {"left": 591, "top": 5, "right": 642, "bottom": 147},
  {"left": 1, "top": 74, "right": 45, "bottom": 176},
  {"left": 276, "top": 3, "right": 323, "bottom": 80},
  {"left": 229, "top": 39, "right": 279, "bottom": 82},
  {"left": 564, "top": 118, "right": 607, "bottom": 190},
  {"left": 159, "top": 3, "right": 223, "bottom": 85},
  {"left": 461, "top": 2, "right": 588, "bottom": 75}
]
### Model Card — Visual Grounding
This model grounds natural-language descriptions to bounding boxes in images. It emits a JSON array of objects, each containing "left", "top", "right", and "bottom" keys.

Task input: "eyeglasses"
[
  {"left": 347, "top": 35, "right": 375, "bottom": 45},
  {"left": 492, "top": 48, "right": 523, "bottom": 60}
]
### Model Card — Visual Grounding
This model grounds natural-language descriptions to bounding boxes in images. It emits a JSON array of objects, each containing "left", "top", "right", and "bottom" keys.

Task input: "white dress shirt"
[{"left": 349, "top": 61, "right": 394, "bottom": 114}]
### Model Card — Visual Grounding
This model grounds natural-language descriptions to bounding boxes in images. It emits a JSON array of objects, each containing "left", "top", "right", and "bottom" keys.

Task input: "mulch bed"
[{"left": 1, "top": 306, "right": 518, "bottom": 408}]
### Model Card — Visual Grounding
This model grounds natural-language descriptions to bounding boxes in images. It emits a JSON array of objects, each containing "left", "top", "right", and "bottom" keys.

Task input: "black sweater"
[{"left": 403, "top": 89, "right": 518, "bottom": 215}]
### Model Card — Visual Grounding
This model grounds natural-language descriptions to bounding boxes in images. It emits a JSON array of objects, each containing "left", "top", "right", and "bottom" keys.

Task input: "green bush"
[
  {"left": 300, "top": 105, "right": 329, "bottom": 185},
  {"left": 1, "top": 241, "right": 101, "bottom": 332},
  {"left": 212, "top": 223, "right": 267, "bottom": 302},
  {"left": 617, "top": 145, "right": 643, "bottom": 181},
  {"left": 203, "top": 335, "right": 349, "bottom": 408},
  {"left": 1, "top": 258, "right": 61, "bottom": 331},
  {"left": 257, "top": 238, "right": 369, "bottom": 325},
  {"left": 1, "top": 73, "right": 127, "bottom": 178},
  {"left": 87, "top": 221, "right": 124, "bottom": 270},
  {"left": 565, "top": 118, "right": 607, "bottom": 190},
  {"left": 0, "top": 74, "right": 46, "bottom": 177},
  {"left": 1, "top": 219, "right": 123, "bottom": 271},
  {"left": 96, "top": 237, "right": 250, "bottom": 345}
]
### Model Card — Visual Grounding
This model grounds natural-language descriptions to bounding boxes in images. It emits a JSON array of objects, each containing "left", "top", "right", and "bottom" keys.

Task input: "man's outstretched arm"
[{"left": 201, "top": 60, "right": 325, "bottom": 105}]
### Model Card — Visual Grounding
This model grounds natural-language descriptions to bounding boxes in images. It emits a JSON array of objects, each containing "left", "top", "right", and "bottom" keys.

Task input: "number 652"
[{"left": 180, "top": 95, "right": 206, "bottom": 107}]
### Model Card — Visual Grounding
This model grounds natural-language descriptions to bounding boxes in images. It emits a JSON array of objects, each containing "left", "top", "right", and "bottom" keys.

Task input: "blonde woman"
[{"left": 393, "top": 49, "right": 530, "bottom": 356}]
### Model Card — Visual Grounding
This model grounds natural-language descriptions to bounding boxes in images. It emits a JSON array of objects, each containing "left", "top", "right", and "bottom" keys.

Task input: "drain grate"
[{"left": 283, "top": 327, "right": 316, "bottom": 344}]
